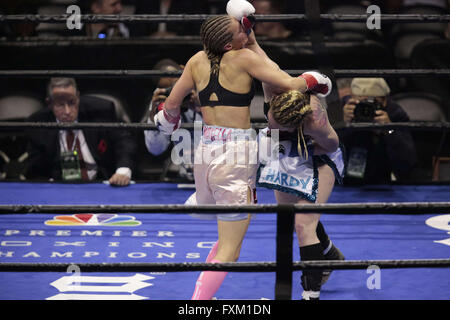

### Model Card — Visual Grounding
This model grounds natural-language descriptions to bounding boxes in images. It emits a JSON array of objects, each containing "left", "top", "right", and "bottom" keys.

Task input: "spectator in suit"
[{"left": 25, "top": 77, "right": 136, "bottom": 186}]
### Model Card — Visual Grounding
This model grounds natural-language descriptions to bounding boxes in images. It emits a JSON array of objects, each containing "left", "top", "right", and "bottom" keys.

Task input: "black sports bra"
[
  {"left": 198, "top": 58, "right": 255, "bottom": 107},
  {"left": 264, "top": 101, "right": 270, "bottom": 118}
]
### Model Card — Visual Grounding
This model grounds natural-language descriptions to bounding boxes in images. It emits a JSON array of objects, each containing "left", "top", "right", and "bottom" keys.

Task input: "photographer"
[
  {"left": 143, "top": 59, "right": 201, "bottom": 181},
  {"left": 340, "top": 78, "right": 417, "bottom": 184}
]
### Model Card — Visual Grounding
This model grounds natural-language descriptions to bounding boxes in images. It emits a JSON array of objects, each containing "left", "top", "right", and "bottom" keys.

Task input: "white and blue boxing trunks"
[{"left": 256, "top": 128, "right": 344, "bottom": 202}]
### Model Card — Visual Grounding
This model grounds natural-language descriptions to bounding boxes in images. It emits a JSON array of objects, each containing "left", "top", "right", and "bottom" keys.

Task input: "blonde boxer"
[{"left": 154, "top": 0, "right": 331, "bottom": 298}]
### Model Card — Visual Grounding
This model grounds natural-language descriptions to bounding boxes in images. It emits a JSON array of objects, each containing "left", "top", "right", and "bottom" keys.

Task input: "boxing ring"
[
  {"left": 1, "top": 6, "right": 450, "bottom": 303},
  {"left": 0, "top": 182, "right": 449, "bottom": 300}
]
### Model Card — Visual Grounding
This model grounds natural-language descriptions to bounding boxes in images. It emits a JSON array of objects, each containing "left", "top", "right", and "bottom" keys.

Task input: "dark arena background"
[{"left": 0, "top": 0, "right": 449, "bottom": 308}]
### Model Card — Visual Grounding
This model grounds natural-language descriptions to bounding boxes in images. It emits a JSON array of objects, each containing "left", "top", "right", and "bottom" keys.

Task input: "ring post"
[{"left": 275, "top": 204, "right": 295, "bottom": 300}]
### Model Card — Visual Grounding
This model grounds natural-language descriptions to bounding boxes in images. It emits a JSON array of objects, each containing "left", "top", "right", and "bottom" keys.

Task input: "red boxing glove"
[
  {"left": 153, "top": 102, "right": 181, "bottom": 135},
  {"left": 157, "top": 101, "right": 165, "bottom": 112},
  {"left": 227, "top": 0, "right": 256, "bottom": 35},
  {"left": 241, "top": 14, "right": 255, "bottom": 35},
  {"left": 299, "top": 71, "right": 332, "bottom": 98}
]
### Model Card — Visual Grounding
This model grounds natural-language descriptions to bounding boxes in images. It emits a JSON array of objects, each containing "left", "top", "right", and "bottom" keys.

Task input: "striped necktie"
[{"left": 66, "top": 130, "right": 89, "bottom": 181}]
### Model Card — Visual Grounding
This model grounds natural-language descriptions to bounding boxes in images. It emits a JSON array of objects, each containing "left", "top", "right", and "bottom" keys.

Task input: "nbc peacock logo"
[{"left": 45, "top": 214, "right": 141, "bottom": 227}]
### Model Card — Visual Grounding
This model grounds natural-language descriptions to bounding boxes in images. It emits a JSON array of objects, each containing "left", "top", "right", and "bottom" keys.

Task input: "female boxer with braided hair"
[
  {"left": 238, "top": 21, "right": 345, "bottom": 298},
  {"left": 153, "top": 11, "right": 332, "bottom": 300},
  {"left": 269, "top": 90, "right": 313, "bottom": 158},
  {"left": 259, "top": 89, "right": 345, "bottom": 300}
]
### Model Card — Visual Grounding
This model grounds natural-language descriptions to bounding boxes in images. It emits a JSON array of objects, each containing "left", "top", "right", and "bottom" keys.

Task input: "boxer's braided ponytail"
[
  {"left": 200, "top": 15, "right": 233, "bottom": 75},
  {"left": 269, "top": 90, "right": 312, "bottom": 159}
]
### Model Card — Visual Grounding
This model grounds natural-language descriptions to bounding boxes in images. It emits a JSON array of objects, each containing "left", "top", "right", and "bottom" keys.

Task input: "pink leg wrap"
[
  {"left": 206, "top": 241, "right": 219, "bottom": 263},
  {"left": 191, "top": 259, "right": 228, "bottom": 300}
]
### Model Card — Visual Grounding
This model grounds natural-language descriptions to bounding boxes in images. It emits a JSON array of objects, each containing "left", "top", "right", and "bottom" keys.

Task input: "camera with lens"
[
  {"left": 153, "top": 85, "right": 189, "bottom": 107},
  {"left": 163, "top": 86, "right": 192, "bottom": 110},
  {"left": 353, "top": 98, "right": 382, "bottom": 122},
  {"left": 150, "top": 86, "right": 192, "bottom": 120},
  {"left": 162, "top": 86, "right": 173, "bottom": 96}
]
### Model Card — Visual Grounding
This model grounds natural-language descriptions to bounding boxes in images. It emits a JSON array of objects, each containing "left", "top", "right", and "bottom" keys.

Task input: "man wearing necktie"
[{"left": 25, "top": 77, "right": 136, "bottom": 186}]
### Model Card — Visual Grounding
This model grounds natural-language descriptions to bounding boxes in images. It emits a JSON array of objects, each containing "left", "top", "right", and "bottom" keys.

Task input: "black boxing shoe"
[
  {"left": 321, "top": 242, "right": 345, "bottom": 286},
  {"left": 301, "top": 272, "right": 322, "bottom": 300}
]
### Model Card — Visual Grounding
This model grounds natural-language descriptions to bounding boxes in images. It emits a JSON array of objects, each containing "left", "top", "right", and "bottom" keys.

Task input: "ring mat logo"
[
  {"left": 47, "top": 273, "right": 154, "bottom": 300},
  {"left": 45, "top": 214, "right": 141, "bottom": 226},
  {"left": 425, "top": 214, "right": 450, "bottom": 246}
]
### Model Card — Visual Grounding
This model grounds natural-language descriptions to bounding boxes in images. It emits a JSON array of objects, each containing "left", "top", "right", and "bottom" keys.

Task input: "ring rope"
[
  {"left": 0, "top": 36, "right": 204, "bottom": 47},
  {"left": 0, "top": 38, "right": 443, "bottom": 49},
  {"left": 1, "top": 202, "right": 450, "bottom": 214},
  {"left": 0, "top": 259, "right": 449, "bottom": 272},
  {"left": 335, "top": 122, "right": 450, "bottom": 132},
  {"left": 1, "top": 69, "right": 449, "bottom": 78},
  {"left": 1, "top": 121, "right": 450, "bottom": 132},
  {"left": 1, "top": 14, "right": 449, "bottom": 24}
]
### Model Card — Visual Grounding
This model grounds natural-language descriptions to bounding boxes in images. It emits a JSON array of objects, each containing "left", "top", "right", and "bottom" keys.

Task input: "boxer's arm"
[
  {"left": 154, "top": 56, "right": 196, "bottom": 135},
  {"left": 304, "top": 95, "right": 339, "bottom": 154},
  {"left": 246, "top": 30, "right": 290, "bottom": 101},
  {"left": 164, "top": 57, "right": 195, "bottom": 118},
  {"left": 238, "top": 49, "right": 307, "bottom": 93}
]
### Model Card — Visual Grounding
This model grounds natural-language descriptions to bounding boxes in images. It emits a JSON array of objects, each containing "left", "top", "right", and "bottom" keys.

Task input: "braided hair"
[
  {"left": 269, "top": 90, "right": 312, "bottom": 159},
  {"left": 200, "top": 15, "right": 233, "bottom": 75}
]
